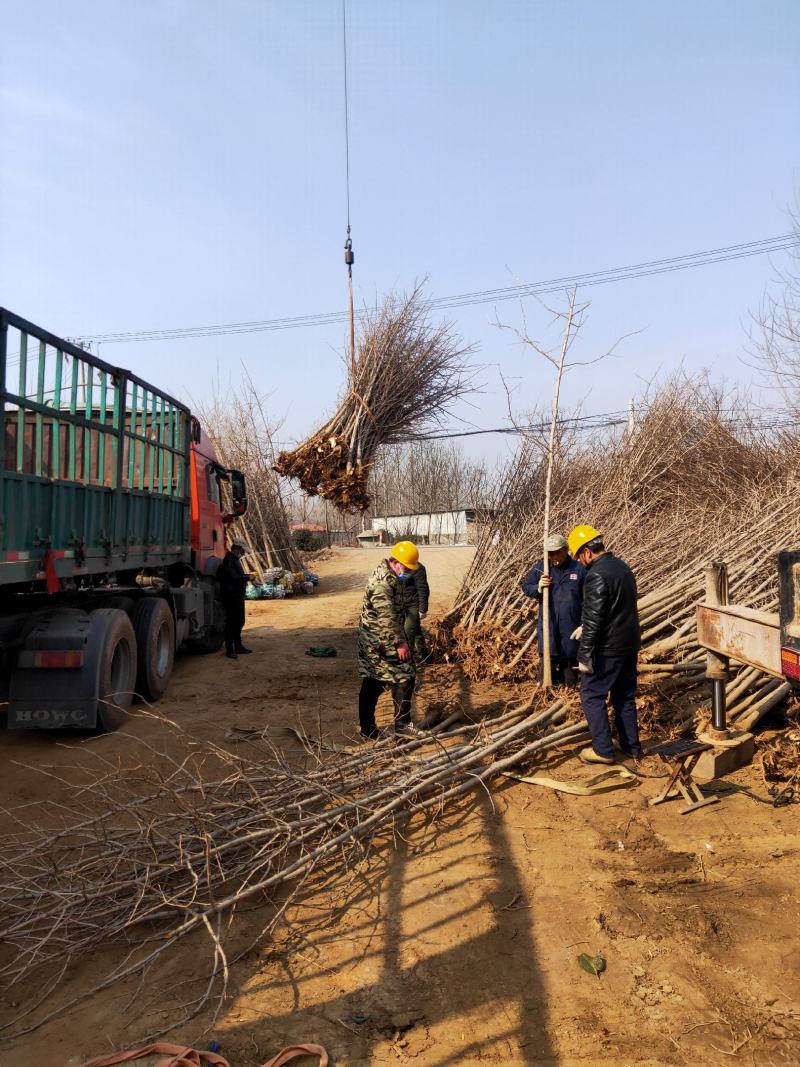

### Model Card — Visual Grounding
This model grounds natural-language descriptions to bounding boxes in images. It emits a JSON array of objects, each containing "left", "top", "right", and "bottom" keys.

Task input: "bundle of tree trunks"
[
  {"left": 274, "top": 284, "right": 474, "bottom": 512},
  {"left": 442, "top": 375, "right": 800, "bottom": 726},
  {"left": 196, "top": 377, "right": 302, "bottom": 576}
]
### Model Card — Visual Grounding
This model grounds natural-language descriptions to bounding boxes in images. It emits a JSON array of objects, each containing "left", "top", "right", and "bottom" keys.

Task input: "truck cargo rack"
[{"left": 0, "top": 308, "right": 192, "bottom": 589}]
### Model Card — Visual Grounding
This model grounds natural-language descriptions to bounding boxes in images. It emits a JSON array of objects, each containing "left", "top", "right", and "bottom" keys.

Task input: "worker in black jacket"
[
  {"left": 218, "top": 537, "right": 253, "bottom": 660},
  {"left": 567, "top": 525, "right": 641, "bottom": 765},
  {"left": 404, "top": 560, "right": 430, "bottom": 658}
]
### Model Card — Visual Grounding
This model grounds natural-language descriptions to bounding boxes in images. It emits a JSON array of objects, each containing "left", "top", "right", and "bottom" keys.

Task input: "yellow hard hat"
[
  {"left": 390, "top": 540, "right": 420, "bottom": 570},
  {"left": 567, "top": 524, "right": 602, "bottom": 558}
]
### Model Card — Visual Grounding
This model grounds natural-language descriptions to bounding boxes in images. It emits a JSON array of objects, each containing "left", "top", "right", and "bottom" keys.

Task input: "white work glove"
[
  {"left": 537, "top": 575, "right": 552, "bottom": 593},
  {"left": 578, "top": 661, "right": 593, "bottom": 674},
  {"left": 570, "top": 626, "right": 583, "bottom": 641}
]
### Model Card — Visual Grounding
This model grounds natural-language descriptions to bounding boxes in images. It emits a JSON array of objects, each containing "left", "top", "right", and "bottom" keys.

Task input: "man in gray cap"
[
  {"left": 521, "top": 534, "right": 586, "bottom": 685},
  {"left": 218, "top": 536, "right": 253, "bottom": 660}
]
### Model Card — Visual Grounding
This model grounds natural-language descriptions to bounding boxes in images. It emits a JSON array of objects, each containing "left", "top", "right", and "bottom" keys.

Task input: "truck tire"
[
  {"left": 86, "top": 609, "right": 137, "bottom": 732},
  {"left": 132, "top": 597, "right": 175, "bottom": 702}
]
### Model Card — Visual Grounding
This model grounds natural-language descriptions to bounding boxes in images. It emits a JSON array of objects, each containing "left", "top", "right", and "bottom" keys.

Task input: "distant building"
[
  {"left": 291, "top": 523, "right": 355, "bottom": 547},
  {"left": 362, "top": 508, "right": 494, "bottom": 546},
  {"left": 290, "top": 523, "right": 326, "bottom": 534}
]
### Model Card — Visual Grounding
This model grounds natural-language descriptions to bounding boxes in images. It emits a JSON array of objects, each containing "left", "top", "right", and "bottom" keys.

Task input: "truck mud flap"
[{"left": 9, "top": 609, "right": 100, "bottom": 729}]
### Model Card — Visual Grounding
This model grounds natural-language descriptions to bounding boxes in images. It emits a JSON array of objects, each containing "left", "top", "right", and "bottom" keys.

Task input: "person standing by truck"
[{"left": 218, "top": 537, "right": 253, "bottom": 660}]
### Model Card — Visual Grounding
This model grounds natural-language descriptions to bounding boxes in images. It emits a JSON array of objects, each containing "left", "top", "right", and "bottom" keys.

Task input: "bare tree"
[
  {"left": 368, "top": 439, "right": 492, "bottom": 532},
  {"left": 748, "top": 206, "right": 800, "bottom": 411},
  {"left": 497, "top": 287, "right": 635, "bottom": 688}
]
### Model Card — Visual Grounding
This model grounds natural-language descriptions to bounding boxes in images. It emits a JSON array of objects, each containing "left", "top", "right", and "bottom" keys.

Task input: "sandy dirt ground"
[{"left": 1, "top": 545, "right": 799, "bottom": 1066}]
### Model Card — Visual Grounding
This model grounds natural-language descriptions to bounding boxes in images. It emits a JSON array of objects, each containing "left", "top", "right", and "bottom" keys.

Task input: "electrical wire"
[
  {"left": 267, "top": 408, "right": 800, "bottom": 449},
  {"left": 77, "top": 233, "right": 798, "bottom": 345}
]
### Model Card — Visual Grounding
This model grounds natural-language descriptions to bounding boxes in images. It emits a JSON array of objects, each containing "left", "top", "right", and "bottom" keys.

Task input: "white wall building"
[{"left": 366, "top": 508, "right": 491, "bottom": 545}]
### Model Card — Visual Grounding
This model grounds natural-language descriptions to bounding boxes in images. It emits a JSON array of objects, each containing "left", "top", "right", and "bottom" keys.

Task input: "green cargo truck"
[{"left": 0, "top": 308, "right": 247, "bottom": 730}]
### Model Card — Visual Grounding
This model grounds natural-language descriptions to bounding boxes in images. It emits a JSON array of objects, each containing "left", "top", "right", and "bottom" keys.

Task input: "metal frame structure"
[{"left": 0, "top": 308, "right": 192, "bottom": 588}]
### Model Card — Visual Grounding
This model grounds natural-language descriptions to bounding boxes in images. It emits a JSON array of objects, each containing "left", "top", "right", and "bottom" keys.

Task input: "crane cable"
[{"left": 342, "top": 0, "right": 356, "bottom": 377}]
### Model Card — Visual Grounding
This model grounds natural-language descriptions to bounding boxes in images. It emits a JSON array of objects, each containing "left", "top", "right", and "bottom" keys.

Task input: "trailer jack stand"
[
  {"left": 692, "top": 561, "right": 757, "bottom": 781},
  {"left": 648, "top": 740, "right": 720, "bottom": 815}
]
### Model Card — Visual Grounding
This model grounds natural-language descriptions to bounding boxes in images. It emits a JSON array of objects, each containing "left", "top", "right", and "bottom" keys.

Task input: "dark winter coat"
[
  {"left": 521, "top": 557, "right": 585, "bottom": 660},
  {"left": 410, "top": 563, "right": 430, "bottom": 614},
  {"left": 578, "top": 552, "right": 641, "bottom": 666},
  {"left": 218, "top": 551, "right": 248, "bottom": 603}
]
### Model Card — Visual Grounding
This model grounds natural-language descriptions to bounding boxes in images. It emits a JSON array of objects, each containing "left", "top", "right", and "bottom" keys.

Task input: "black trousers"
[
  {"left": 223, "top": 597, "right": 246, "bottom": 653},
  {"left": 359, "top": 676, "right": 415, "bottom": 736},
  {"left": 579, "top": 653, "right": 640, "bottom": 759}
]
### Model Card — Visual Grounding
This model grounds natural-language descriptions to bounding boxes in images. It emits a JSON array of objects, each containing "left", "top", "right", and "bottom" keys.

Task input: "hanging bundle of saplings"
[{"left": 274, "top": 283, "right": 475, "bottom": 512}]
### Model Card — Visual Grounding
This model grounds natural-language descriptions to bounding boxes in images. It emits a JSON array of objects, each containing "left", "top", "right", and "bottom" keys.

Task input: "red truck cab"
[{"left": 189, "top": 421, "right": 247, "bottom": 575}]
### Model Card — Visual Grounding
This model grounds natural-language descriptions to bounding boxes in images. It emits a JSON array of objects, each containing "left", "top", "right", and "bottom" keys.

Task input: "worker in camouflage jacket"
[
  {"left": 403, "top": 559, "right": 430, "bottom": 658},
  {"left": 357, "top": 541, "right": 423, "bottom": 740}
]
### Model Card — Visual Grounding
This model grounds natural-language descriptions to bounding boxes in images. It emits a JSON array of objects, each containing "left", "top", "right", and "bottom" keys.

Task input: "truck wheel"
[
  {"left": 132, "top": 597, "right": 175, "bottom": 701},
  {"left": 87, "top": 609, "right": 137, "bottom": 732}
]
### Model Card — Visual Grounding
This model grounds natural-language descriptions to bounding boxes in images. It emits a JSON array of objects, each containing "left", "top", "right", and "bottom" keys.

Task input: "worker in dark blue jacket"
[{"left": 521, "top": 534, "right": 585, "bottom": 686}]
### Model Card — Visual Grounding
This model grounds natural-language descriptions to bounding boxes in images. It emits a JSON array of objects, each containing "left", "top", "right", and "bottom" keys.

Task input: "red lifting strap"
[{"left": 80, "top": 1040, "right": 328, "bottom": 1067}]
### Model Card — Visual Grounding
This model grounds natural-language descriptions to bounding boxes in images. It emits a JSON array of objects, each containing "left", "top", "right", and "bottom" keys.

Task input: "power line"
[
  {"left": 403, "top": 414, "right": 800, "bottom": 443},
  {"left": 271, "top": 407, "right": 800, "bottom": 449},
  {"left": 79, "top": 233, "right": 798, "bottom": 345}
]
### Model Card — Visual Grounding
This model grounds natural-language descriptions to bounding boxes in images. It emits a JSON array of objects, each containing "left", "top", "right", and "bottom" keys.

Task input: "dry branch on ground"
[{"left": 0, "top": 699, "right": 581, "bottom": 1038}]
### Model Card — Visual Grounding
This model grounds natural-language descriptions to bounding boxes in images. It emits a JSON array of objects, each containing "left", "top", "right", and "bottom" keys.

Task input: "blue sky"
[{"left": 1, "top": 0, "right": 798, "bottom": 462}]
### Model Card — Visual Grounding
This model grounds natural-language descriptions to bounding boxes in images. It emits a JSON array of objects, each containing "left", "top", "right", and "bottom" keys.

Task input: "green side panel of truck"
[{"left": 0, "top": 308, "right": 192, "bottom": 589}]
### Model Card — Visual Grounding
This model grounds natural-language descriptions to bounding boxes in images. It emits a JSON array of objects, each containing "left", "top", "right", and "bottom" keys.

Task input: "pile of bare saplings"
[
  {"left": 274, "top": 284, "right": 475, "bottom": 512},
  {"left": 197, "top": 376, "right": 301, "bottom": 576},
  {"left": 441, "top": 376, "right": 798, "bottom": 732},
  {"left": 0, "top": 693, "right": 618, "bottom": 1039}
]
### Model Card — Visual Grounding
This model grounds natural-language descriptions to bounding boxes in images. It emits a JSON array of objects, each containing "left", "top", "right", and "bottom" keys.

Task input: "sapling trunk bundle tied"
[
  {"left": 441, "top": 375, "right": 800, "bottom": 726},
  {"left": 274, "top": 284, "right": 475, "bottom": 512}
]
